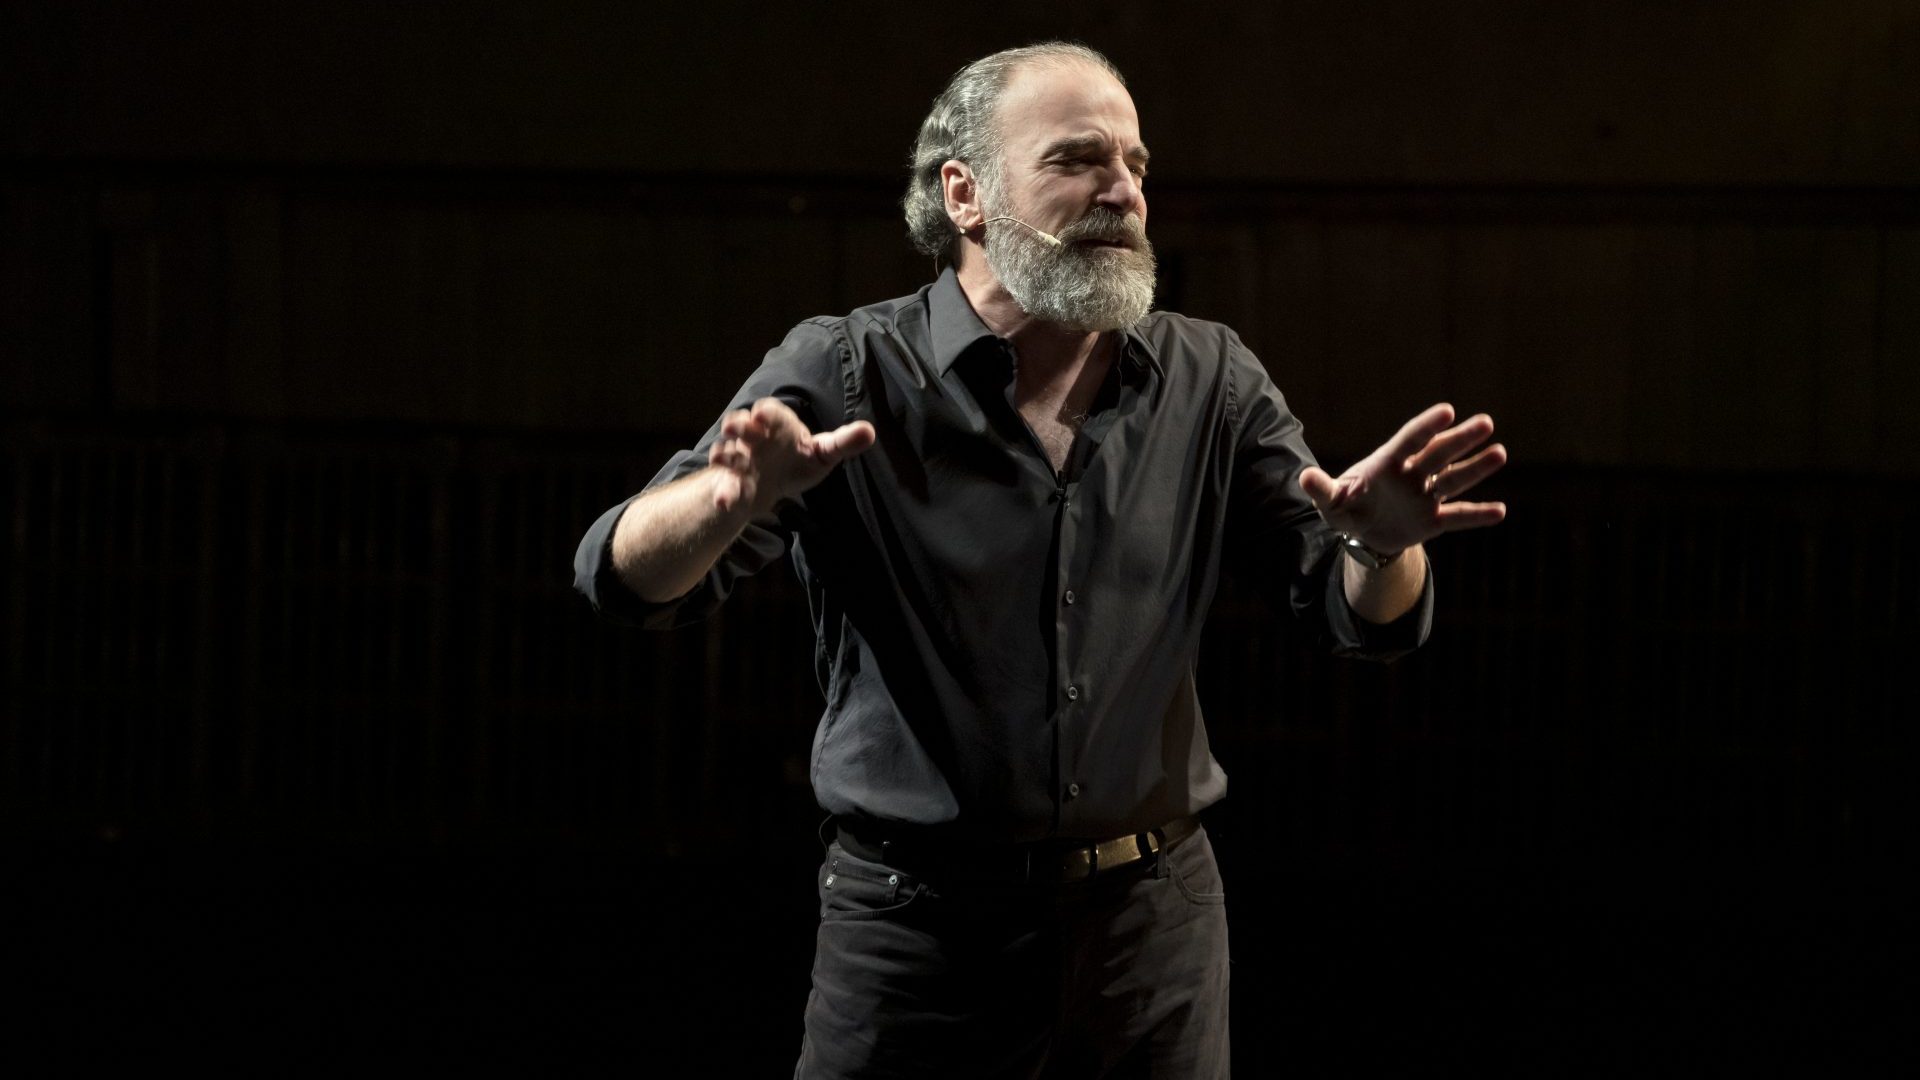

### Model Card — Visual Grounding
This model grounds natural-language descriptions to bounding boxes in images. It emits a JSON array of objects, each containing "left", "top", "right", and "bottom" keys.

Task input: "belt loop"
[{"left": 1150, "top": 828, "right": 1169, "bottom": 880}]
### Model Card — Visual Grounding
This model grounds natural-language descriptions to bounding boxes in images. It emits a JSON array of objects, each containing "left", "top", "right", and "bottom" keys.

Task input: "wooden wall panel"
[
  {"left": 0, "top": 183, "right": 96, "bottom": 411},
  {"left": 98, "top": 187, "right": 162, "bottom": 414},
  {"left": 1512, "top": 227, "right": 1637, "bottom": 466},
  {"left": 12, "top": 422, "right": 1908, "bottom": 859},
  {"left": 1807, "top": 228, "right": 1881, "bottom": 464},
  {"left": 523, "top": 205, "right": 659, "bottom": 432},
  {"left": 1150, "top": 219, "right": 1259, "bottom": 335},
  {"left": 221, "top": 184, "right": 287, "bottom": 418},
  {"left": 709, "top": 213, "right": 839, "bottom": 407},
  {"left": 281, "top": 196, "right": 484, "bottom": 424},
  {"left": 9, "top": 2, "right": 1914, "bottom": 186},
  {"left": 1752, "top": 228, "right": 1838, "bottom": 468},
  {"left": 7, "top": 174, "right": 1915, "bottom": 473},
  {"left": 1250, "top": 220, "right": 1333, "bottom": 433},
  {"left": 1878, "top": 229, "right": 1920, "bottom": 462},
  {"left": 468, "top": 202, "right": 641, "bottom": 430},
  {"left": 1322, "top": 224, "right": 1452, "bottom": 455},
  {"left": 834, "top": 216, "right": 935, "bottom": 319},
  {"left": 640, "top": 214, "right": 727, "bottom": 432},
  {"left": 1621, "top": 227, "right": 1699, "bottom": 468},
  {"left": 1444, "top": 226, "right": 1521, "bottom": 456},
  {"left": 1691, "top": 223, "right": 1762, "bottom": 470}
]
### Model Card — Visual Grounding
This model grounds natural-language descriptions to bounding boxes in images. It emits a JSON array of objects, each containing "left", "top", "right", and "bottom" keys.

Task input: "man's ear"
[{"left": 941, "top": 160, "right": 982, "bottom": 234}]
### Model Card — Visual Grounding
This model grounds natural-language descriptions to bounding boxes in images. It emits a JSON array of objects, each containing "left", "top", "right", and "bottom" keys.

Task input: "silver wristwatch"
[{"left": 1337, "top": 533, "right": 1402, "bottom": 570}]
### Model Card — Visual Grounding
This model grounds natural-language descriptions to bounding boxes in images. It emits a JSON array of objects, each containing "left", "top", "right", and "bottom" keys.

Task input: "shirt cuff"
[
  {"left": 571, "top": 495, "right": 692, "bottom": 629},
  {"left": 1322, "top": 553, "right": 1435, "bottom": 661}
]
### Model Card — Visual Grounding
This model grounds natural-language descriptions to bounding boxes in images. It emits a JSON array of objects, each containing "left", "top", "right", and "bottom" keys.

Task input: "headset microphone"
[{"left": 980, "top": 216, "right": 1063, "bottom": 247}]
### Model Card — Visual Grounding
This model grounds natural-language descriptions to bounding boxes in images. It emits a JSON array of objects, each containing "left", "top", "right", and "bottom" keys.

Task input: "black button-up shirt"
[{"left": 575, "top": 269, "right": 1432, "bottom": 842}]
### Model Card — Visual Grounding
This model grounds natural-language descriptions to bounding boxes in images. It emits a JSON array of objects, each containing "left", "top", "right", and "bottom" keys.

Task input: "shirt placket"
[
  {"left": 1051, "top": 359, "right": 1131, "bottom": 833},
  {"left": 1053, "top": 470, "right": 1089, "bottom": 829},
  {"left": 991, "top": 337, "right": 1128, "bottom": 835}
]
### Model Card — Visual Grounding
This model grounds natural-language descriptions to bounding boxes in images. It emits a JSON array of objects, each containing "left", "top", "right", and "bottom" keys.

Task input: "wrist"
[{"left": 1337, "top": 533, "right": 1404, "bottom": 570}]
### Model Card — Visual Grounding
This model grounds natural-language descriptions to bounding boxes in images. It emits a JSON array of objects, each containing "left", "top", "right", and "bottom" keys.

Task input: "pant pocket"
[
  {"left": 1166, "top": 829, "right": 1227, "bottom": 906},
  {"left": 818, "top": 843, "right": 931, "bottom": 921}
]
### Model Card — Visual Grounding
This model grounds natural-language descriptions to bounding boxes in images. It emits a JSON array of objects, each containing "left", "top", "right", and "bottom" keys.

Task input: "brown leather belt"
[{"left": 834, "top": 815, "right": 1199, "bottom": 884}]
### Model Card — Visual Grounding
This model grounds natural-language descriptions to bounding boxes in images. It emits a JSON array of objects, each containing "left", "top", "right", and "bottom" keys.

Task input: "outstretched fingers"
[
  {"left": 1436, "top": 500, "right": 1507, "bottom": 531},
  {"left": 750, "top": 396, "right": 800, "bottom": 433},
  {"left": 1403, "top": 413, "right": 1496, "bottom": 476},
  {"left": 808, "top": 420, "right": 876, "bottom": 466},
  {"left": 1427, "top": 442, "right": 1507, "bottom": 500},
  {"left": 719, "top": 406, "right": 768, "bottom": 442},
  {"left": 1380, "top": 403, "right": 1458, "bottom": 462},
  {"left": 713, "top": 399, "right": 801, "bottom": 472},
  {"left": 708, "top": 436, "right": 753, "bottom": 472}
]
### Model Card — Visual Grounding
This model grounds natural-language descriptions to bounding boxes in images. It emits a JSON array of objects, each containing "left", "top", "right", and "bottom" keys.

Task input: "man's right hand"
[
  {"left": 612, "top": 399, "right": 875, "bottom": 604},
  {"left": 707, "top": 397, "right": 876, "bottom": 515}
]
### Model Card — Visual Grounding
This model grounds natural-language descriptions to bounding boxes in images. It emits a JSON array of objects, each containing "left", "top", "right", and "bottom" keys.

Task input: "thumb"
[
  {"left": 1298, "top": 466, "right": 1340, "bottom": 510},
  {"left": 808, "top": 420, "right": 876, "bottom": 467}
]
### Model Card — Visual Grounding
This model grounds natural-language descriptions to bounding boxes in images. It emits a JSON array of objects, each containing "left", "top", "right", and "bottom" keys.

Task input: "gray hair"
[{"left": 902, "top": 43, "right": 1126, "bottom": 260}]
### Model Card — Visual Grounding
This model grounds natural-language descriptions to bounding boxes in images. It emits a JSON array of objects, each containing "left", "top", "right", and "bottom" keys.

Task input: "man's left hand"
[{"left": 1299, "top": 403, "right": 1508, "bottom": 557}]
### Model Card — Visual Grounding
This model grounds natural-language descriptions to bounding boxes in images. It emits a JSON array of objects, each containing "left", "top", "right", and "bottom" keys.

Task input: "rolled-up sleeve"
[
  {"left": 571, "top": 320, "right": 847, "bottom": 629},
  {"left": 1318, "top": 533, "right": 1434, "bottom": 660},
  {"left": 1224, "top": 334, "right": 1434, "bottom": 661}
]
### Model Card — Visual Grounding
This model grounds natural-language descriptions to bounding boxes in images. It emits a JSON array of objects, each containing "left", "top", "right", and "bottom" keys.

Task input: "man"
[{"left": 574, "top": 42, "right": 1505, "bottom": 1078}]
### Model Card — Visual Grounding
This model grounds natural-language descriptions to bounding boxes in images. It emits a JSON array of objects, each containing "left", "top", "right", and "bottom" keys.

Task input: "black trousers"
[{"left": 794, "top": 824, "right": 1231, "bottom": 1079}]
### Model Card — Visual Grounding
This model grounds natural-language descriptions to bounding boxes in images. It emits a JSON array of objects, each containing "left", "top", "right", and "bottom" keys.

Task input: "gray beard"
[{"left": 982, "top": 208, "right": 1157, "bottom": 332}]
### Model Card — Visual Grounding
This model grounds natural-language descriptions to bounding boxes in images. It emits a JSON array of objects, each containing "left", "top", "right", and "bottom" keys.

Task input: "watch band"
[{"left": 1338, "top": 533, "right": 1402, "bottom": 570}]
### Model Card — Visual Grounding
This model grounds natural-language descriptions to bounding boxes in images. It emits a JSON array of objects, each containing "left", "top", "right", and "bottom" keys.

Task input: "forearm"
[
  {"left": 611, "top": 467, "right": 755, "bottom": 604},
  {"left": 1340, "top": 542, "right": 1428, "bottom": 625}
]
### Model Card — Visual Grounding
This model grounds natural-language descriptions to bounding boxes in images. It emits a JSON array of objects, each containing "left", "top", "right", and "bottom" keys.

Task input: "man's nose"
[{"left": 1093, "top": 167, "right": 1144, "bottom": 215}]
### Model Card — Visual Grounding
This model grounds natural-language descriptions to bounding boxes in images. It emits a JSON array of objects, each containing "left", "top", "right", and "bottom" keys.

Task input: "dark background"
[{"left": 4, "top": 1, "right": 1916, "bottom": 1073}]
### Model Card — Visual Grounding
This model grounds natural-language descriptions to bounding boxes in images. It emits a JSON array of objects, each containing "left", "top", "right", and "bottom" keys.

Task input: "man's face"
[{"left": 977, "top": 61, "right": 1156, "bottom": 331}]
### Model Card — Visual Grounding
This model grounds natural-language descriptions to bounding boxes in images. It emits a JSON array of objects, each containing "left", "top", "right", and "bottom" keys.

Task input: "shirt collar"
[
  {"left": 928, "top": 266, "right": 1163, "bottom": 383},
  {"left": 929, "top": 267, "right": 1000, "bottom": 377}
]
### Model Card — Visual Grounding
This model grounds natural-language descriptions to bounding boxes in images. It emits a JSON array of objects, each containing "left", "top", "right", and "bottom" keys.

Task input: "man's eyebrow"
[{"left": 1039, "top": 135, "right": 1152, "bottom": 164}]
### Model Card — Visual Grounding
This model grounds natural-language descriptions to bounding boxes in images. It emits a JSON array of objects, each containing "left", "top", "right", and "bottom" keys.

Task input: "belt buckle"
[
  {"left": 1060, "top": 844, "right": 1096, "bottom": 880},
  {"left": 1060, "top": 831, "right": 1162, "bottom": 880}
]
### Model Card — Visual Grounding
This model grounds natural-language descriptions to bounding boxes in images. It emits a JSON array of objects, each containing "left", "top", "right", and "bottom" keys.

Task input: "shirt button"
[
  {"left": 1066, "top": 783, "right": 1081, "bottom": 799},
  {"left": 1066, "top": 684, "right": 1080, "bottom": 701},
  {"left": 1063, "top": 589, "right": 1076, "bottom": 605}
]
